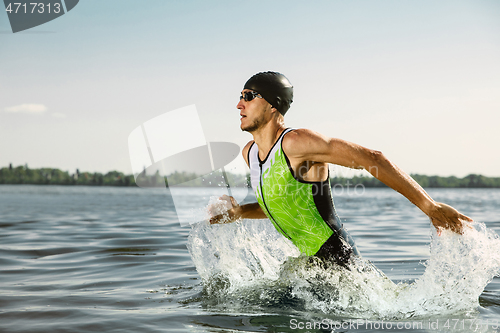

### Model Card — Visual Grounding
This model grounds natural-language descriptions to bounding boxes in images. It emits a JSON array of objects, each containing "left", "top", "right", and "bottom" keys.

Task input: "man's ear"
[
  {"left": 270, "top": 106, "right": 279, "bottom": 113},
  {"left": 275, "top": 96, "right": 282, "bottom": 112}
]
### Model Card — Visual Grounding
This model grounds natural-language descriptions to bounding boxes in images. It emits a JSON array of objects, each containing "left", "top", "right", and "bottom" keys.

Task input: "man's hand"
[
  {"left": 209, "top": 195, "right": 240, "bottom": 224},
  {"left": 428, "top": 202, "right": 473, "bottom": 235}
]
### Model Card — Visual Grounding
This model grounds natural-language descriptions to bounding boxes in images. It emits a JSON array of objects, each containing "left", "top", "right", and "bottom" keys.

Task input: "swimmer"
[{"left": 210, "top": 71, "right": 472, "bottom": 265}]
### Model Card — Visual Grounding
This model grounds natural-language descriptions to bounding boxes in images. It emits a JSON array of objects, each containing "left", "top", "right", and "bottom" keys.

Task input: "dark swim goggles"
[{"left": 240, "top": 91, "right": 263, "bottom": 102}]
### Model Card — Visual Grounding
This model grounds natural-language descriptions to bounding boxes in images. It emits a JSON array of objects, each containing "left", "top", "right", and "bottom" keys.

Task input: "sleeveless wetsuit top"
[{"left": 248, "top": 128, "right": 359, "bottom": 263}]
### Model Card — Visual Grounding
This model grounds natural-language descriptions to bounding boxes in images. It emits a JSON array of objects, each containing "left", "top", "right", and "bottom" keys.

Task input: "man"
[{"left": 210, "top": 71, "right": 472, "bottom": 266}]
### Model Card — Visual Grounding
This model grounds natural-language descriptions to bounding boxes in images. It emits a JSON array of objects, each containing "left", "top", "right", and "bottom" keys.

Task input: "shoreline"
[{"left": 2, "top": 165, "right": 500, "bottom": 188}]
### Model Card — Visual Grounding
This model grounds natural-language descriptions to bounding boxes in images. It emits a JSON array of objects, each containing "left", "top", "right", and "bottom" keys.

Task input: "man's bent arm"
[{"left": 210, "top": 202, "right": 267, "bottom": 224}]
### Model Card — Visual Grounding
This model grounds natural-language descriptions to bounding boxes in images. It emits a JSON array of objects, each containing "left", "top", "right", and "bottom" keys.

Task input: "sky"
[{"left": 1, "top": 0, "right": 499, "bottom": 178}]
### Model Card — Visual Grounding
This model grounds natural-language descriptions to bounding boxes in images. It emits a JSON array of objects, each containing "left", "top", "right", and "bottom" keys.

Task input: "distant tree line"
[
  {"left": 0, "top": 164, "right": 135, "bottom": 186},
  {"left": 0, "top": 165, "right": 246, "bottom": 188},
  {"left": 1, "top": 164, "right": 500, "bottom": 188},
  {"left": 330, "top": 174, "right": 500, "bottom": 188}
]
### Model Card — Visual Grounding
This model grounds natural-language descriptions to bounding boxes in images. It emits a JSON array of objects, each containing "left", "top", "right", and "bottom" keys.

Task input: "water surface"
[{"left": 1, "top": 186, "right": 499, "bottom": 332}]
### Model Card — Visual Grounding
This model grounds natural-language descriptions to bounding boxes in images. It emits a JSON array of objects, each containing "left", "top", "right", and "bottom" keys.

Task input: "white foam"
[{"left": 187, "top": 202, "right": 500, "bottom": 319}]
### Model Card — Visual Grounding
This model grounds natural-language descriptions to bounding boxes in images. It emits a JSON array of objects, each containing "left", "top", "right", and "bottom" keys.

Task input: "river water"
[{"left": 1, "top": 185, "right": 499, "bottom": 332}]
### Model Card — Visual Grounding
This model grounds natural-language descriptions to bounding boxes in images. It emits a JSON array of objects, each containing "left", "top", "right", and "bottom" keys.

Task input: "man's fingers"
[
  {"left": 460, "top": 216, "right": 474, "bottom": 230},
  {"left": 432, "top": 219, "right": 462, "bottom": 235},
  {"left": 460, "top": 214, "right": 473, "bottom": 222},
  {"left": 210, "top": 213, "right": 224, "bottom": 224},
  {"left": 219, "top": 195, "right": 238, "bottom": 207}
]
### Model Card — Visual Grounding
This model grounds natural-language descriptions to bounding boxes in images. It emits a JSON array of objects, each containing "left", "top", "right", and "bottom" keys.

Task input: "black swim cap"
[{"left": 243, "top": 71, "right": 293, "bottom": 116}]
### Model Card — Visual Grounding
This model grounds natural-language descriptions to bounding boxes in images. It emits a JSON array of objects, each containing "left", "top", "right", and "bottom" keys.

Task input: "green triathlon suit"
[{"left": 248, "top": 128, "right": 359, "bottom": 265}]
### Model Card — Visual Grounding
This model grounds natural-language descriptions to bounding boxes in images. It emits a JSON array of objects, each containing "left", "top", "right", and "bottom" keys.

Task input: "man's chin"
[
  {"left": 240, "top": 122, "right": 250, "bottom": 132},
  {"left": 241, "top": 125, "right": 255, "bottom": 133},
  {"left": 241, "top": 119, "right": 260, "bottom": 133}
]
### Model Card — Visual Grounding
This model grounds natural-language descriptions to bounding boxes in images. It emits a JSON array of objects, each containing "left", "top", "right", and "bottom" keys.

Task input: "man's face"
[{"left": 236, "top": 89, "right": 272, "bottom": 132}]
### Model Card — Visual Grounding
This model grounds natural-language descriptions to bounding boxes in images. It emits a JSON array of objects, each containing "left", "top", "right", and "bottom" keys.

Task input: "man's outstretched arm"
[{"left": 283, "top": 129, "right": 473, "bottom": 234}]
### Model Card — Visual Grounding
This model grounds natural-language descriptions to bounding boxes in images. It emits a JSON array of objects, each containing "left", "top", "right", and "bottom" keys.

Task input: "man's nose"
[{"left": 236, "top": 98, "right": 244, "bottom": 109}]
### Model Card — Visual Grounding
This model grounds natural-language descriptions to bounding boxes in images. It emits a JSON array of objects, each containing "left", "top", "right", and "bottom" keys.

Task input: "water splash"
[
  {"left": 394, "top": 223, "right": 500, "bottom": 318},
  {"left": 187, "top": 198, "right": 500, "bottom": 319},
  {"left": 187, "top": 198, "right": 300, "bottom": 296}
]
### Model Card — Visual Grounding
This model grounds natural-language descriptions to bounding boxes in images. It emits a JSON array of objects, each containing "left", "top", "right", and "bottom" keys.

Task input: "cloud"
[
  {"left": 4, "top": 104, "right": 48, "bottom": 114},
  {"left": 51, "top": 112, "right": 67, "bottom": 118}
]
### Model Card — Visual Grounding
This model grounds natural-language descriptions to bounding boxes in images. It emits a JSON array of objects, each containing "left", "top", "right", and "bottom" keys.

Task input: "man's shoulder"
[
  {"left": 285, "top": 128, "right": 318, "bottom": 140},
  {"left": 283, "top": 128, "right": 332, "bottom": 160},
  {"left": 242, "top": 140, "right": 255, "bottom": 165},
  {"left": 243, "top": 140, "right": 255, "bottom": 154},
  {"left": 284, "top": 128, "right": 326, "bottom": 148}
]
